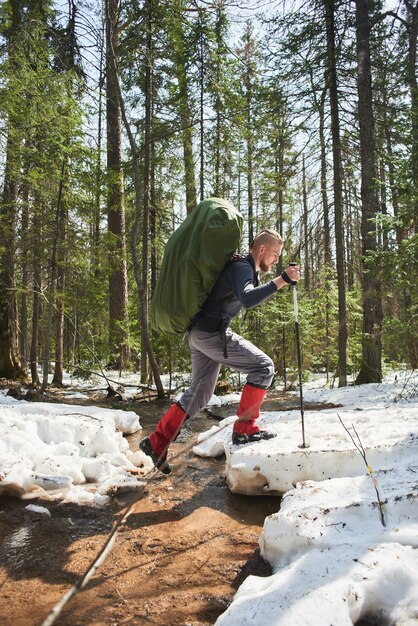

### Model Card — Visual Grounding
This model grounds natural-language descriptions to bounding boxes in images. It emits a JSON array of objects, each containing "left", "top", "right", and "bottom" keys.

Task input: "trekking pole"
[{"left": 289, "top": 262, "right": 308, "bottom": 449}]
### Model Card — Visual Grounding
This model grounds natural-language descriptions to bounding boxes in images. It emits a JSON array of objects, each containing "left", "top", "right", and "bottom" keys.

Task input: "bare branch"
[{"left": 338, "top": 413, "right": 386, "bottom": 527}]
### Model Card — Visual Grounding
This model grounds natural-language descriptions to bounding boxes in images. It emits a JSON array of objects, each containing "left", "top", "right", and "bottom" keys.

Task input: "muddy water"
[{"left": 0, "top": 397, "right": 288, "bottom": 626}]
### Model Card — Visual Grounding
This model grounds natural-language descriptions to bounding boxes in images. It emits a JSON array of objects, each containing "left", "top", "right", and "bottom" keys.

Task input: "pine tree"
[
  {"left": 0, "top": 0, "right": 25, "bottom": 379},
  {"left": 324, "top": 0, "right": 348, "bottom": 386},
  {"left": 355, "top": 0, "right": 383, "bottom": 384},
  {"left": 105, "top": 0, "right": 130, "bottom": 370}
]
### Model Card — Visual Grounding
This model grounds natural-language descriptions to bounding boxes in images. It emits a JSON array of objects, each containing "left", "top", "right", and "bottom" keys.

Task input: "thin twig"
[{"left": 337, "top": 413, "right": 386, "bottom": 527}]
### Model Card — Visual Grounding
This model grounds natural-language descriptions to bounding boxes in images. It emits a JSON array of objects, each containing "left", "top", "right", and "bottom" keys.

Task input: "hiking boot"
[
  {"left": 139, "top": 437, "right": 171, "bottom": 474},
  {"left": 231, "top": 430, "right": 277, "bottom": 445}
]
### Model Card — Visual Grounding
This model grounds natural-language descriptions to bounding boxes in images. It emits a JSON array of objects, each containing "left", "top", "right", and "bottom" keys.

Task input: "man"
[{"left": 140, "top": 229, "right": 300, "bottom": 473}]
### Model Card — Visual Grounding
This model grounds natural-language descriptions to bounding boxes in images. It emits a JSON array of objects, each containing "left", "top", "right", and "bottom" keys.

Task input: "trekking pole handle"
[
  {"left": 281, "top": 262, "right": 298, "bottom": 287},
  {"left": 288, "top": 262, "right": 298, "bottom": 286}
]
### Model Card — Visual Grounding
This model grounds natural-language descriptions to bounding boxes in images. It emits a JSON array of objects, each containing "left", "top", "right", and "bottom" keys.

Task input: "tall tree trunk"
[
  {"left": 52, "top": 267, "right": 65, "bottom": 387},
  {"left": 150, "top": 141, "right": 157, "bottom": 294},
  {"left": 19, "top": 168, "right": 30, "bottom": 369},
  {"left": 319, "top": 82, "right": 332, "bottom": 266},
  {"left": 93, "top": 19, "right": 104, "bottom": 276},
  {"left": 30, "top": 200, "right": 42, "bottom": 386},
  {"left": 41, "top": 161, "right": 67, "bottom": 392},
  {"left": 105, "top": 0, "right": 130, "bottom": 370},
  {"left": 52, "top": 199, "right": 67, "bottom": 387},
  {"left": 355, "top": 0, "right": 383, "bottom": 384},
  {"left": 50, "top": 3, "right": 76, "bottom": 388},
  {"left": 173, "top": 10, "right": 197, "bottom": 213},
  {"left": 140, "top": 0, "right": 154, "bottom": 383},
  {"left": 378, "top": 149, "right": 389, "bottom": 250},
  {"left": 0, "top": 0, "right": 24, "bottom": 379},
  {"left": 302, "top": 154, "right": 310, "bottom": 292},
  {"left": 0, "top": 134, "right": 22, "bottom": 378},
  {"left": 325, "top": 0, "right": 347, "bottom": 386},
  {"left": 199, "top": 10, "right": 205, "bottom": 201},
  {"left": 343, "top": 169, "right": 355, "bottom": 289},
  {"left": 179, "top": 82, "right": 197, "bottom": 213},
  {"left": 214, "top": 8, "right": 223, "bottom": 197},
  {"left": 307, "top": 64, "right": 332, "bottom": 268},
  {"left": 275, "top": 131, "right": 285, "bottom": 274},
  {"left": 273, "top": 122, "right": 287, "bottom": 382},
  {"left": 246, "top": 67, "right": 254, "bottom": 247},
  {"left": 404, "top": 0, "right": 418, "bottom": 228},
  {"left": 106, "top": 1, "right": 164, "bottom": 398},
  {"left": 401, "top": 0, "right": 418, "bottom": 368}
]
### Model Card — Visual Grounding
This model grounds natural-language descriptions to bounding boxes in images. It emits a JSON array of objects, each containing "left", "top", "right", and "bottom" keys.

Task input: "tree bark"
[
  {"left": 52, "top": 269, "right": 65, "bottom": 387},
  {"left": 41, "top": 160, "right": 66, "bottom": 392},
  {"left": 273, "top": 118, "right": 287, "bottom": 382},
  {"left": 150, "top": 140, "right": 157, "bottom": 294},
  {"left": 324, "top": 0, "right": 347, "bottom": 386},
  {"left": 343, "top": 168, "right": 355, "bottom": 289},
  {"left": 105, "top": 0, "right": 130, "bottom": 370},
  {"left": 398, "top": 1, "right": 417, "bottom": 368},
  {"left": 214, "top": 8, "right": 223, "bottom": 197},
  {"left": 198, "top": 9, "right": 206, "bottom": 201},
  {"left": 302, "top": 154, "right": 310, "bottom": 292},
  {"left": 93, "top": 18, "right": 104, "bottom": 277},
  {"left": 355, "top": 0, "right": 383, "bottom": 384},
  {"left": 243, "top": 26, "right": 255, "bottom": 248},
  {"left": 404, "top": 0, "right": 418, "bottom": 228},
  {"left": 140, "top": 0, "right": 154, "bottom": 383},
  {"left": 19, "top": 174, "right": 30, "bottom": 368},
  {"left": 173, "top": 7, "right": 197, "bottom": 213},
  {"left": 106, "top": 1, "right": 164, "bottom": 398},
  {"left": 275, "top": 132, "right": 285, "bottom": 274},
  {"left": 30, "top": 199, "right": 42, "bottom": 386},
  {"left": 52, "top": 197, "right": 67, "bottom": 387},
  {"left": 319, "top": 82, "right": 332, "bottom": 266},
  {"left": 0, "top": 0, "right": 24, "bottom": 379}
]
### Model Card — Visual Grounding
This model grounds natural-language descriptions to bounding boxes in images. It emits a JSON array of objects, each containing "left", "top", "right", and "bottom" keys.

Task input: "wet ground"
[{"left": 0, "top": 387, "right": 337, "bottom": 626}]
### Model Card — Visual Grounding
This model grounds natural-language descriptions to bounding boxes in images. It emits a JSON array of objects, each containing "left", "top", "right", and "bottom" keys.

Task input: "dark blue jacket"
[{"left": 191, "top": 254, "right": 277, "bottom": 331}]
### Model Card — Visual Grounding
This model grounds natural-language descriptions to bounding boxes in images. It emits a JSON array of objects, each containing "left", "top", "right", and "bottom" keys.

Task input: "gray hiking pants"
[{"left": 178, "top": 327, "right": 274, "bottom": 418}]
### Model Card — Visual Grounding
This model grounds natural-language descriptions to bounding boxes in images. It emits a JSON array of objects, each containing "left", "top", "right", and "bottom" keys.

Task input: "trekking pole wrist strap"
[{"left": 281, "top": 270, "right": 296, "bottom": 286}]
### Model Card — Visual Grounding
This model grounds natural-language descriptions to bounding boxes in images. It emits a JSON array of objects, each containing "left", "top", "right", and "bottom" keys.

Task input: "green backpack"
[{"left": 150, "top": 197, "right": 243, "bottom": 334}]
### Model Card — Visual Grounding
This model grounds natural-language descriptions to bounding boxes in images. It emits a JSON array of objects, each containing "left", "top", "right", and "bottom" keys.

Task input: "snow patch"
[
  {"left": 0, "top": 396, "right": 152, "bottom": 505},
  {"left": 212, "top": 372, "right": 418, "bottom": 625}
]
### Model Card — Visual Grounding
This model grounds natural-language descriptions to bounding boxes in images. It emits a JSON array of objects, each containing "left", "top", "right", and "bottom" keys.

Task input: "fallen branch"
[
  {"left": 61, "top": 362, "right": 187, "bottom": 395},
  {"left": 39, "top": 496, "right": 141, "bottom": 626},
  {"left": 38, "top": 419, "right": 233, "bottom": 626}
]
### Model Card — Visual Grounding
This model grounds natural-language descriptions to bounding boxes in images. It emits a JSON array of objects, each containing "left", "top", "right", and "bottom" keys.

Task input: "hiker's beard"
[{"left": 260, "top": 259, "right": 271, "bottom": 273}]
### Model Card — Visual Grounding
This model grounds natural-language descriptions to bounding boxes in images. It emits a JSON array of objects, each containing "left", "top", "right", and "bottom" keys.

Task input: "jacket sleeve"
[{"left": 227, "top": 262, "right": 277, "bottom": 309}]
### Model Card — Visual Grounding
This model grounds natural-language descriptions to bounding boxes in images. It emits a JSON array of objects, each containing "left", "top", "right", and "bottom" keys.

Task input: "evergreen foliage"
[{"left": 0, "top": 0, "right": 416, "bottom": 388}]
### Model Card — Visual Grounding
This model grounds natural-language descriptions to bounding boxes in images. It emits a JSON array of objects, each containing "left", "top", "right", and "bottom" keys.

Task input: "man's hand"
[
  {"left": 285, "top": 264, "right": 301, "bottom": 283},
  {"left": 273, "top": 264, "right": 301, "bottom": 290}
]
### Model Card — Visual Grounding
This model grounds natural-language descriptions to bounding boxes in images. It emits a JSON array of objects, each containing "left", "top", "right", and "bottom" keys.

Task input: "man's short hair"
[{"left": 250, "top": 229, "right": 283, "bottom": 250}]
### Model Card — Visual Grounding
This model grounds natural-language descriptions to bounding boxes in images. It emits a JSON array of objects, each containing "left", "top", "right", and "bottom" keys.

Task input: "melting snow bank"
[
  {"left": 216, "top": 462, "right": 418, "bottom": 626},
  {"left": 193, "top": 371, "right": 418, "bottom": 625},
  {"left": 223, "top": 407, "right": 417, "bottom": 495},
  {"left": 194, "top": 371, "right": 418, "bottom": 496},
  {"left": 216, "top": 543, "right": 418, "bottom": 625},
  {"left": 0, "top": 394, "right": 152, "bottom": 505}
]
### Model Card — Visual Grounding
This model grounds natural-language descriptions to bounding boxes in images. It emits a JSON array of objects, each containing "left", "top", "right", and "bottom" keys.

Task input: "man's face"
[{"left": 259, "top": 242, "right": 283, "bottom": 272}]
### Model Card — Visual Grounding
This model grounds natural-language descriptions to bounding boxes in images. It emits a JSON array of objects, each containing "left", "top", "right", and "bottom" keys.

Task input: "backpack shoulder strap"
[{"left": 227, "top": 253, "right": 246, "bottom": 265}]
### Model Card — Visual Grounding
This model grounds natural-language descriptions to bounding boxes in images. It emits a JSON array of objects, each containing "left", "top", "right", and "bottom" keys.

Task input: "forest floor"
[{"left": 0, "top": 381, "right": 334, "bottom": 626}]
